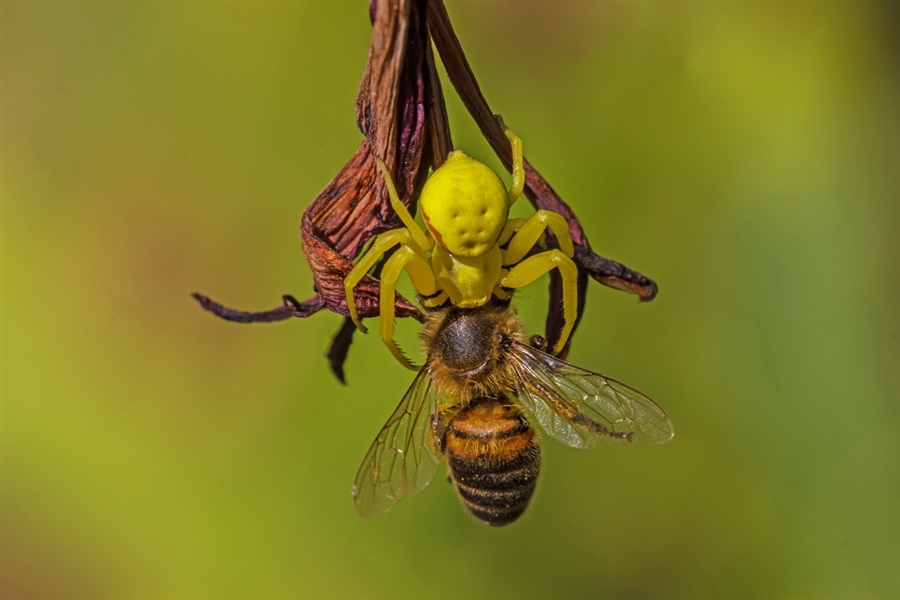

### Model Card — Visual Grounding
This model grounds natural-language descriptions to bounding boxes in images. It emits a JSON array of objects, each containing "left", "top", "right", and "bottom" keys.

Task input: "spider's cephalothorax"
[{"left": 345, "top": 130, "right": 578, "bottom": 370}]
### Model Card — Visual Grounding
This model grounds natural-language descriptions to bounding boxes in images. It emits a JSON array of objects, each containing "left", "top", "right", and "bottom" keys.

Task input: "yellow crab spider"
[{"left": 344, "top": 129, "right": 578, "bottom": 370}]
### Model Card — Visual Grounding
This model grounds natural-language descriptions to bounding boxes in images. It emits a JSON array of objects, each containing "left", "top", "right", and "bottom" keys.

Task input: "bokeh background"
[{"left": 3, "top": 2, "right": 898, "bottom": 599}]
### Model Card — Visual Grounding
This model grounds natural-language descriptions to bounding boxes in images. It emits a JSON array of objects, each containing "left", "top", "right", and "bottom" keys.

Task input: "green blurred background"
[{"left": 3, "top": 2, "right": 898, "bottom": 598}]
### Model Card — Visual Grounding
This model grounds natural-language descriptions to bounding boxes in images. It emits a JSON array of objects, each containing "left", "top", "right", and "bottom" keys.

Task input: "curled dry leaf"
[{"left": 195, "top": 0, "right": 443, "bottom": 381}]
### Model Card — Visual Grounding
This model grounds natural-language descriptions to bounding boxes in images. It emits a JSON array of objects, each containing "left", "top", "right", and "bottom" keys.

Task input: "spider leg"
[
  {"left": 492, "top": 285, "right": 512, "bottom": 301},
  {"left": 504, "top": 128, "right": 524, "bottom": 205},
  {"left": 497, "top": 217, "right": 529, "bottom": 247},
  {"left": 422, "top": 290, "right": 449, "bottom": 308},
  {"left": 345, "top": 228, "right": 412, "bottom": 333},
  {"left": 376, "top": 159, "right": 434, "bottom": 252},
  {"left": 379, "top": 246, "right": 432, "bottom": 371},
  {"left": 501, "top": 249, "right": 578, "bottom": 355},
  {"left": 501, "top": 210, "right": 575, "bottom": 266}
]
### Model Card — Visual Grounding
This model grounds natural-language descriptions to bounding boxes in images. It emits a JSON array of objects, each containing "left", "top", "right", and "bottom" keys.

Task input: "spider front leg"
[
  {"left": 378, "top": 246, "right": 438, "bottom": 371},
  {"left": 376, "top": 158, "right": 432, "bottom": 251},
  {"left": 501, "top": 249, "right": 579, "bottom": 355},
  {"left": 345, "top": 158, "right": 436, "bottom": 333},
  {"left": 345, "top": 228, "right": 417, "bottom": 334},
  {"left": 342, "top": 157, "right": 443, "bottom": 369}
]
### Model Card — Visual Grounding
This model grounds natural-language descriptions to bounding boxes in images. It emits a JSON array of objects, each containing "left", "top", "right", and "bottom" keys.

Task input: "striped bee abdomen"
[{"left": 444, "top": 397, "right": 541, "bottom": 527}]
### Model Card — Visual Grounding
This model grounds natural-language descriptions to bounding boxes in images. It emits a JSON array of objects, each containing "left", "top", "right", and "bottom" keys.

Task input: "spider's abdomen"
[{"left": 420, "top": 151, "right": 509, "bottom": 258}]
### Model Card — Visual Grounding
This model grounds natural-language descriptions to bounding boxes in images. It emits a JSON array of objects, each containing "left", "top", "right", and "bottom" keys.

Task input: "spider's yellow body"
[
  {"left": 420, "top": 151, "right": 508, "bottom": 309},
  {"left": 345, "top": 130, "right": 578, "bottom": 370}
]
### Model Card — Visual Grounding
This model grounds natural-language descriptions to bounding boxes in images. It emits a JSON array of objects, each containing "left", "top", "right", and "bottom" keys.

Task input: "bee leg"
[
  {"left": 529, "top": 335, "right": 548, "bottom": 351},
  {"left": 500, "top": 249, "right": 578, "bottom": 355}
]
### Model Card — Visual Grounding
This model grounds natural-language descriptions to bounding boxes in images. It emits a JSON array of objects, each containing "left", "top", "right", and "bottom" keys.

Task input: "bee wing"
[
  {"left": 352, "top": 367, "right": 444, "bottom": 519},
  {"left": 507, "top": 341, "right": 674, "bottom": 448}
]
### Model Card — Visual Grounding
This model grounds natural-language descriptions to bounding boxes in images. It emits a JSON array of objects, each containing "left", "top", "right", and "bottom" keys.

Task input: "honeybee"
[{"left": 352, "top": 302, "right": 674, "bottom": 526}]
